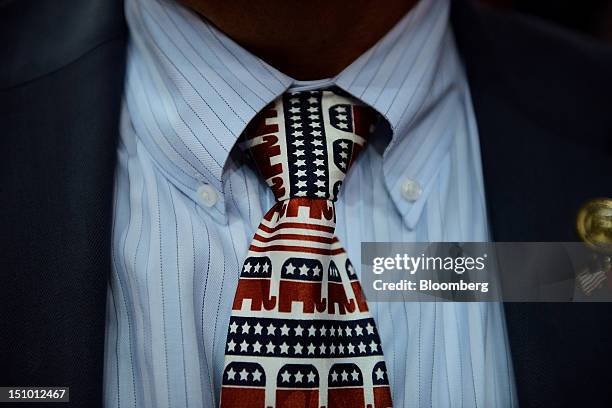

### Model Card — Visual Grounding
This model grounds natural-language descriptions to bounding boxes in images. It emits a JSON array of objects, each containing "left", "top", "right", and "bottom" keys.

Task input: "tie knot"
[{"left": 243, "top": 89, "right": 377, "bottom": 202}]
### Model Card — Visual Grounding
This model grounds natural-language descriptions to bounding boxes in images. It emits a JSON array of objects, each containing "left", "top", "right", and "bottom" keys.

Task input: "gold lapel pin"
[
  {"left": 575, "top": 199, "right": 612, "bottom": 295},
  {"left": 577, "top": 198, "right": 612, "bottom": 253}
]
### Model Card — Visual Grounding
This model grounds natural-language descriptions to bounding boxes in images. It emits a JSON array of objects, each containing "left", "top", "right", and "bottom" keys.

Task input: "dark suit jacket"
[{"left": 1, "top": 0, "right": 611, "bottom": 406}]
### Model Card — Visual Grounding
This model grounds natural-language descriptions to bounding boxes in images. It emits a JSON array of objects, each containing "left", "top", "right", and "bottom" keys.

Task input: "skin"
[{"left": 179, "top": 0, "right": 419, "bottom": 80}]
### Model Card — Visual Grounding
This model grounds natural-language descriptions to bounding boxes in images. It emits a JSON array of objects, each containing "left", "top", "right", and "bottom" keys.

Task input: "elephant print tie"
[{"left": 221, "top": 89, "right": 392, "bottom": 408}]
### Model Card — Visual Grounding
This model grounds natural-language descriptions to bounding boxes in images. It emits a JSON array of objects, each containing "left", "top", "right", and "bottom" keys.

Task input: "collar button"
[
  {"left": 401, "top": 179, "right": 422, "bottom": 202},
  {"left": 197, "top": 184, "right": 218, "bottom": 208}
]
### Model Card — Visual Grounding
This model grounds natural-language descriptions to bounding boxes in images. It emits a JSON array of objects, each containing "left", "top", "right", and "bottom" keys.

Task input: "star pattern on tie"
[
  {"left": 327, "top": 363, "right": 366, "bottom": 388},
  {"left": 284, "top": 92, "right": 331, "bottom": 199},
  {"left": 240, "top": 257, "right": 272, "bottom": 277},
  {"left": 223, "top": 362, "right": 266, "bottom": 387},
  {"left": 276, "top": 364, "right": 320, "bottom": 388},
  {"left": 225, "top": 317, "right": 383, "bottom": 358}
]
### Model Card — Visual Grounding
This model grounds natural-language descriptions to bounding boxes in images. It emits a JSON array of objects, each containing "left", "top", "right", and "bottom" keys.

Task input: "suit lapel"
[
  {"left": 451, "top": 0, "right": 598, "bottom": 242},
  {"left": 451, "top": 3, "right": 612, "bottom": 407},
  {"left": 0, "top": 1, "right": 126, "bottom": 406}
]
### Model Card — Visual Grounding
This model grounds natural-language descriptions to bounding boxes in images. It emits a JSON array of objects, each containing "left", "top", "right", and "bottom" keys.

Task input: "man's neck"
[{"left": 179, "top": 0, "right": 419, "bottom": 80}]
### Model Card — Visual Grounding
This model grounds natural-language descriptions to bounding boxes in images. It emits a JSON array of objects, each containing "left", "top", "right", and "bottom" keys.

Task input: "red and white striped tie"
[{"left": 221, "top": 89, "right": 392, "bottom": 408}]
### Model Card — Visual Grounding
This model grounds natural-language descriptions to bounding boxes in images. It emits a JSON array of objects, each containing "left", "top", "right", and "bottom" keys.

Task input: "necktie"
[{"left": 221, "top": 89, "right": 392, "bottom": 408}]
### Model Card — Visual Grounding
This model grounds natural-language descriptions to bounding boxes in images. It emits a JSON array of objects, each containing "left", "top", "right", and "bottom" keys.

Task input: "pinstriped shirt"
[{"left": 104, "top": 0, "right": 518, "bottom": 406}]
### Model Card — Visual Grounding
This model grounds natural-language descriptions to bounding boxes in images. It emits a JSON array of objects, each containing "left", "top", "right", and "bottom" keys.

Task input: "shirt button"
[
  {"left": 401, "top": 179, "right": 422, "bottom": 202},
  {"left": 197, "top": 184, "right": 218, "bottom": 208}
]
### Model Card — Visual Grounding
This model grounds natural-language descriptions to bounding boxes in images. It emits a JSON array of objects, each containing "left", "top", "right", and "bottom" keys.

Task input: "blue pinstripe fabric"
[{"left": 104, "top": 0, "right": 518, "bottom": 406}]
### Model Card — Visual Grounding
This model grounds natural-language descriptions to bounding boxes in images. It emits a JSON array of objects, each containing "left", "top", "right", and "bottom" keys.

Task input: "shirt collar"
[
  {"left": 126, "top": 0, "right": 458, "bottom": 226},
  {"left": 334, "top": 0, "right": 457, "bottom": 229}
]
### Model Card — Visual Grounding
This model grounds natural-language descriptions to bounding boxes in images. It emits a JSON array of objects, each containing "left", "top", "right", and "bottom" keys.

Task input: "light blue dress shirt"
[{"left": 104, "top": 0, "right": 518, "bottom": 406}]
